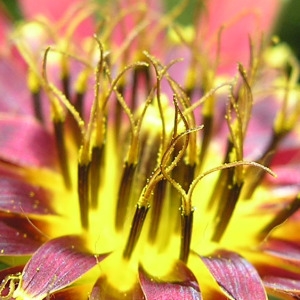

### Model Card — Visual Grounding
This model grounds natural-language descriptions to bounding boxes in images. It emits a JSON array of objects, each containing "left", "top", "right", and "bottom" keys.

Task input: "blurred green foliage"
[
  {"left": 275, "top": 0, "right": 300, "bottom": 58},
  {"left": 2, "top": 0, "right": 22, "bottom": 20}
]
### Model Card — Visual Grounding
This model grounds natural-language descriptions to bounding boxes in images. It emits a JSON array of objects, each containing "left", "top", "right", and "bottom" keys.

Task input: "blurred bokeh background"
[{"left": 2, "top": 0, "right": 300, "bottom": 59}]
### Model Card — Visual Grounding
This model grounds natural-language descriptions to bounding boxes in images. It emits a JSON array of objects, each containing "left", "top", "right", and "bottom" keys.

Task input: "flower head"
[{"left": 0, "top": 0, "right": 300, "bottom": 299}]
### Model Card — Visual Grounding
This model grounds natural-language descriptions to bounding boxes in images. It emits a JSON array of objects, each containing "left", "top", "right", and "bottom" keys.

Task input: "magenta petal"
[
  {"left": 0, "top": 60, "right": 32, "bottom": 116},
  {"left": 19, "top": 0, "right": 82, "bottom": 20},
  {"left": 263, "top": 276, "right": 300, "bottom": 298},
  {"left": 0, "top": 177, "right": 54, "bottom": 215},
  {"left": 139, "top": 261, "right": 202, "bottom": 300},
  {"left": 200, "top": 250, "right": 267, "bottom": 300},
  {"left": 261, "top": 238, "right": 300, "bottom": 264},
  {"left": 19, "top": 236, "right": 100, "bottom": 298},
  {"left": 0, "top": 221, "right": 43, "bottom": 255},
  {"left": 0, "top": 115, "right": 57, "bottom": 168}
]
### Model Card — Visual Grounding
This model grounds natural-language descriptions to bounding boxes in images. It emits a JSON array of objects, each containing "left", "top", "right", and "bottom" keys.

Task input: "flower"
[{"left": 0, "top": 0, "right": 300, "bottom": 299}]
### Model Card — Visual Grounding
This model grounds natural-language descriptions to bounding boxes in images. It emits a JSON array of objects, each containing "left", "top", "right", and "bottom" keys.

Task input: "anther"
[
  {"left": 261, "top": 194, "right": 300, "bottom": 236},
  {"left": 90, "top": 145, "right": 104, "bottom": 209},
  {"left": 27, "top": 70, "right": 44, "bottom": 123},
  {"left": 148, "top": 180, "right": 167, "bottom": 243},
  {"left": 123, "top": 204, "right": 149, "bottom": 260},
  {"left": 61, "top": 59, "right": 71, "bottom": 101},
  {"left": 115, "top": 163, "right": 137, "bottom": 232},
  {"left": 130, "top": 65, "right": 151, "bottom": 111},
  {"left": 53, "top": 119, "right": 71, "bottom": 189},
  {"left": 78, "top": 161, "right": 91, "bottom": 229},
  {"left": 180, "top": 208, "right": 194, "bottom": 264},
  {"left": 212, "top": 172, "right": 243, "bottom": 242},
  {"left": 241, "top": 130, "right": 287, "bottom": 199}
]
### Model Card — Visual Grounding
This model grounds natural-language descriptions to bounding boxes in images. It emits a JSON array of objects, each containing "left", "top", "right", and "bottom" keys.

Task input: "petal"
[
  {"left": 19, "top": 0, "right": 82, "bottom": 20},
  {"left": 15, "top": 236, "right": 101, "bottom": 299},
  {"left": 200, "top": 250, "right": 267, "bottom": 300},
  {"left": 268, "top": 165, "right": 300, "bottom": 186},
  {"left": 18, "top": 0, "right": 95, "bottom": 39},
  {"left": 199, "top": 0, "right": 281, "bottom": 74},
  {"left": 139, "top": 261, "right": 202, "bottom": 300},
  {"left": 0, "top": 220, "right": 43, "bottom": 255},
  {"left": 261, "top": 238, "right": 300, "bottom": 264},
  {"left": 263, "top": 276, "right": 300, "bottom": 298},
  {"left": 0, "top": 11, "right": 11, "bottom": 56},
  {"left": 0, "top": 59, "right": 32, "bottom": 115},
  {"left": 0, "top": 177, "right": 54, "bottom": 215},
  {"left": 0, "top": 115, "right": 57, "bottom": 168}
]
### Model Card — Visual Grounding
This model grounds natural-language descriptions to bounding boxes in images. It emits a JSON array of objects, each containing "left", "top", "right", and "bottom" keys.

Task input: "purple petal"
[
  {"left": 200, "top": 250, "right": 267, "bottom": 300},
  {"left": 0, "top": 60, "right": 33, "bottom": 116},
  {"left": 268, "top": 165, "right": 300, "bottom": 186},
  {"left": 261, "top": 238, "right": 300, "bottom": 264},
  {"left": 0, "top": 115, "right": 57, "bottom": 168},
  {"left": 139, "top": 261, "right": 202, "bottom": 300},
  {"left": 0, "top": 220, "right": 43, "bottom": 255},
  {"left": 264, "top": 276, "right": 300, "bottom": 298},
  {"left": 0, "top": 177, "right": 54, "bottom": 215},
  {"left": 16, "top": 236, "right": 102, "bottom": 299}
]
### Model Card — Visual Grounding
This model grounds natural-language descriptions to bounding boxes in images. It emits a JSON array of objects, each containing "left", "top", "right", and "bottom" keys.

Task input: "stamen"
[
  {"left": 90, "top": 146, "right": 104, "bottom": 209},
  {"left": 180, "top": 208, "right": 194, "bottom": 264},
  {"left": 130, "top": 65, "right": 151, "bottom": 111},
  {"left": 148, "top": 180, "right": 167, "bottom": 243},
  {"left": 261, "top": 194, "right": 300, "bottom": 236},
  {"left": 42, "top": 48, "right": 73, "bottom": 189},
  {"left": 241, "top": 130, "right": 286, "bottom": 199},
  {"left": 31, "top": 89, "right": 43, "bottom": 123},
  {"left": 197, "top": 72, "right": 217, "bottom": 168},
  {"left": 78, "top": 160, "right": 90, "bottom": 229},
  {"left": 207, "top": 140, "right": 233, "bottom": 211},
  {"left": 207, "top": 66, "right": 253, "bottom": 240},
  {"left": 242, "top": 59, "right": 299, "bottom": 199},
  {"left": 170, "top": 162, "right": 195, "bottom": 234},
  {"left": 123, "top": 204, "right": 150, "bottom": 260},
  {"left": 212, "top": 176, "right": 243, "bottom": 242},
  {"left": 27, "top": 70, "right": 44, "bottom": 123},
  {"left": 53, "top": 119, "right": 71, "bottom": 189},
  {"left": 115, "top": 162, "right": 137, "bottom": 231},
  {"left": 113, "top": 83, "right": 125, "bottom": 140},
  {"left": 61, "top": 64, "right": 71, "bottom": 101},
  {"left": 197, "top": 161, "right": 275, "bottom": 242},
  {"left": 198, "top": 114, "right": 213, "bottom": 168},
  {"left": 73, "top": 90, "right": 84, "bottom": 119}
]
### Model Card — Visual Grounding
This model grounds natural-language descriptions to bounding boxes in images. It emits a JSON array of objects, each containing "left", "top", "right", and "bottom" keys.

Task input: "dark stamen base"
[
  {"left": 78, "top": 162, "right": 91, "bottom": 229},
  {"left": 115, "top": 163, "right": 136, "bottom": 231},
  {"left": 123, "top": 205, "right": 149, "bottom": 260},
  {"left": 148, "top": 180, "right": 167, "bottom": 243},
  {"left": 31, "top": 90, "right": 44, "bottom": 123},
  {"left": 212, "top": 181, "right": 243, "bottom": 242},
  {"left": 90, "top": 146, "right": 104, "bottom": 209},
  {"left": 261, "top": 194, "right": 300, "bottom": 236},
  {"left": 180, "top": 209, "right": 194, "bottom": 264},
  {"left": 54, "top": 120, "right": 71, "bottom": 189}
]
